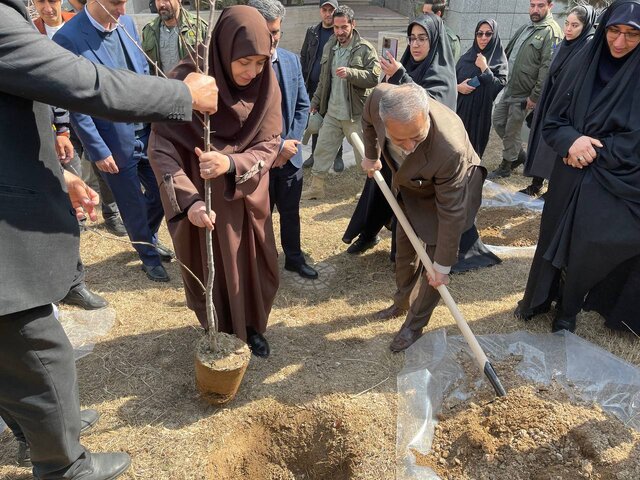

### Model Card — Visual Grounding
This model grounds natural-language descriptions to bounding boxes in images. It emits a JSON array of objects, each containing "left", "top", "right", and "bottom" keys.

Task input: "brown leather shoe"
[
  {"left": 374, "top": 304, "right": 407, "bottom": 320},
  {"left": 390, "top": 326, "right": 423, "bottom": 353}
]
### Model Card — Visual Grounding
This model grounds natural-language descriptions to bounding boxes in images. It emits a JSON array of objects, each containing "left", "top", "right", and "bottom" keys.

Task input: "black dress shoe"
[
  {"left": 347, "top": 235, "right": 381, "bottom": 254},
  {"left": 552, "top": 313, "right": 577, "bottom": 333},
  {"left": 154, "top": 243, "right": 174, "bottom": 262},
  {"left": 103, "top": 215, "right": 127, "bottom": 237},
  {"left": 17, "top": 409, "right": 101, "bottom": 467},
  {"left": 284, "top": 262, "right": 319, "bottom": 279},
  {"left": 390, "top": 326, "right": 423, "bottom": 353},
  {"left": 374, "top": 304, "right": 407, "bottom": 320},
  {"left": 70, "top": 452, "right": 131, "bottom": 480},
  {"left": 142, "top": 264, "right": 169, "bottom": 282},
  {"left": 62, "top": 285, "right": 108, "bottom": 310},
  {"left": 246, "top": 330, "right": 270, "bottom": 358},
  {"left": 80, "top": 409, "right": 101, "bottom": 434}
]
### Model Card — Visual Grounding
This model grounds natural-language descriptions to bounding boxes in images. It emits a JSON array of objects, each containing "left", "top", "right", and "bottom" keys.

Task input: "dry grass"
[{"left": 0, "top": 133, "right": 637, "bottom": 479}]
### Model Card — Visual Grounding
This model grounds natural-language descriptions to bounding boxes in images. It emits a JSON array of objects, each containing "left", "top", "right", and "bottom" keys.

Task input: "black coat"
[
  {"left": 519, "top": 0, "right": 640, "bottom": 331},
  {"left": 524, "top": 6, "right": 597, "bottom": 179},
  {"left": 0, "top": 0, "right": 193, "bottom": 314},
  {"left": 455, "top": 19, "right": 508, "bottom": 158}
]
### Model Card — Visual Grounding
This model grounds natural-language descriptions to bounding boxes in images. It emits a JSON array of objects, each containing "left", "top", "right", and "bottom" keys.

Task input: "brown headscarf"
[{"left": 163, "top": 5, "right": 281, "bottom": 155}]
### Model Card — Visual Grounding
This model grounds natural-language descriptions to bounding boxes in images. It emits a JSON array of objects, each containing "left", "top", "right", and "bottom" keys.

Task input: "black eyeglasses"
[{"left": 475, "top": 31, "right": 493, "bottom": 38}]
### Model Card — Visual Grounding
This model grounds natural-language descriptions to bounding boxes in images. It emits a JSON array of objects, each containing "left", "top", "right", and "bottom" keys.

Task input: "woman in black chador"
[
  {"left": 516, "top": 0, "right": 640, "bottom": 335},
  {"left": 520, "top": 4, "right": 598, "bottom": 197},
  {"left": 455, "top": 19, "right": 508, "bottom": 158}
]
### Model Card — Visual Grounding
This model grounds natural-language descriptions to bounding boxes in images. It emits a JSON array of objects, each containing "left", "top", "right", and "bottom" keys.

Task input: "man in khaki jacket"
[
  {"left": 361, "top": 83, "right": 485, "bottom": 352},
  {"left": 302, "top": 5, "right": 380, "bottom": 200},
  {"left": 489, "top": 0, "right": 562, "bottom": 179}
]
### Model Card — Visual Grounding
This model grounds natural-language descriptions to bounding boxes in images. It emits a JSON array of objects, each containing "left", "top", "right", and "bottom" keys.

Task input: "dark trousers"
[
  {"left": 393, "top": 227, "right": 440, "bottom": 331},
  {"left": 269, "top": 161, "right": 305, "bottom": 267},
  {"left": 97, "top": 131, "right": 164, "bottom": 266},
  {"left": 0, "top": 304, "right": 89, "bottom": 479}
]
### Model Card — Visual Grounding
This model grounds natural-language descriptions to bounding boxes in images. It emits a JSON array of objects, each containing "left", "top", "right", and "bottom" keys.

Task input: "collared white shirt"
[{"left": 85, "top": 7, "right": 117, "bottom": 33}]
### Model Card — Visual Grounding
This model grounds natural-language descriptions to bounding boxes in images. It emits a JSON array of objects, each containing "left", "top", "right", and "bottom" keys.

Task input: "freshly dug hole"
[
  {"left": 414, "top": 354, "right": 640, "bottom": 480},
  {"left": 208, "top": 400, "right": 367, "bottom": 480}
]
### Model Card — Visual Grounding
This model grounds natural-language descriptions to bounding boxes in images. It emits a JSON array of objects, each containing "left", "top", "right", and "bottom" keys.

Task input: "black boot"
[
  {"left": 303, "top": 134, "right": 317, "bottom": 168},
  {"left": 487, "top": 159, "right": 512, "bottom": 179},
  {"left": 518, "top": 176, "right": 544, "bottom": 197},
  {"left": 333, "top": 145, "right": 344, "bottom": 172},
  {"left": 511, "top": 149, "right": 527, "bottom": 170}
]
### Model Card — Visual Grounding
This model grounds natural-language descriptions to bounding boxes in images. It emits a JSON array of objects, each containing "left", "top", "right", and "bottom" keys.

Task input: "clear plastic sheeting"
[
  {"left": 56, "top": 306, "right": 116, "bottom": 360},
  {"left": 485, "top": 244, "right": 536, "bottom": 256},
  {"left": 396, "top": 330, "right": 640, "bottom": 480},
  {"left": 481, "top": 180, "right": 544, "bottom": 212}
]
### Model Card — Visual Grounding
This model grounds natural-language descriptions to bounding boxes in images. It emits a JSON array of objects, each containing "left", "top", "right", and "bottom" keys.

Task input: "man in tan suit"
[{"left": 361, "top": 83, "right": 485, "bottom": 352}]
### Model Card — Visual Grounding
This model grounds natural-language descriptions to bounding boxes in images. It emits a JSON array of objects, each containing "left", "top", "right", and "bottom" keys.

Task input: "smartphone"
[
  {"left": 382, "top": 37, "right": 398, "bottom": 61},
  {"left": 468, "top": 76, "right": 481, "bottom": 88}
]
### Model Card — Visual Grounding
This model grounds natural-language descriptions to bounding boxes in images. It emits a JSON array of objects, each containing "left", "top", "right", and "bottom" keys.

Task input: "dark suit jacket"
[
  {"left": 54, "top": 12, "right": 152, "bottom": 164},
  {"left": 362, "top": 84, "right": 484, "bottom": 268},
  {"left": 0, "top": 0, "right": 192, "bottom": 315},
  {"left": 274, "top": 47, "right": 309, "bottom": 169}
]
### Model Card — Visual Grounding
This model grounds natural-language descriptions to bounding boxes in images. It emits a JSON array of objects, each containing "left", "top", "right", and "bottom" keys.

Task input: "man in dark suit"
[
  {"left": 249, "top": 0, "right": 319, "bottom": 280},
  {"left": 0, "top": 0, "right": 217, "bottom": 477},
  {"left": 54, "top": 0, "right": 172, "bottom": 282},
  {"left": 361, "top": 83, "right": 485, "bottom": 352}
]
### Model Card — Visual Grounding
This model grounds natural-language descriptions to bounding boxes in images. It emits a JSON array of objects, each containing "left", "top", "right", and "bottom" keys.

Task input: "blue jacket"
[
  {"left": 274, "top": 47, "right": 309, "bottom": 169},
  {"left": 54, "top": 12, "right": 150, "bottom": 164}
]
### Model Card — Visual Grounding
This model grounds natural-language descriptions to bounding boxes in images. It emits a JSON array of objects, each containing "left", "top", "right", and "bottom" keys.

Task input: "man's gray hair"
[
  {"left": 379, "top": 83, "right": 429, "bottom": 124},
  {"left": 247, "top": 0, "right": 286, "bottom": 22}
]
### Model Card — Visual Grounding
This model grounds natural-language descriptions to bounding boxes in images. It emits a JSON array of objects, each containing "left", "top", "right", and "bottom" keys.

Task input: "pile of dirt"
[
  {"left": 413, "top": 355, "right": 640, "bottom": 480},
  {"left": 477, "top": 207, "right": 541, "bottom": 247}
]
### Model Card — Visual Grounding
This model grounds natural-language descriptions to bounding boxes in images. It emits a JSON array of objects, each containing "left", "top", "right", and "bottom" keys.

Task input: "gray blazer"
[{"left": 0, "top": 0, "right": 193, "bottom": 315}]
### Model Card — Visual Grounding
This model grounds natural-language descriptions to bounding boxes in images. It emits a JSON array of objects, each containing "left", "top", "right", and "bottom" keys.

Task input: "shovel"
[{"left": 350, "top": 133, "right": 507, "bottom": 397}]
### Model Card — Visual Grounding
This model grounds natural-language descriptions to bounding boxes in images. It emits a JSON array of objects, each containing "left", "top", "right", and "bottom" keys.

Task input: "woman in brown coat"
[{"left": 149, "top": 6, "right": 282, "bottom": 357}]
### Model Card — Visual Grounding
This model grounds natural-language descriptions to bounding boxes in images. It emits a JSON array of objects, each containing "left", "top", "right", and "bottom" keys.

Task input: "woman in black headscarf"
[
  {"left": 455, "top": 19, "right": 508, "bottom": 158},
  {"left": 343, "top": 13, "right": 458, "bottom": 255},
  {"left": 380, "top": 13, "right": 458, "bottom": 108},
  {"left": 520, "top": 5, "right": 598, "bottom": 197},
  {"left": 516, "top": 0, "right": 640, "bottom": 335}
]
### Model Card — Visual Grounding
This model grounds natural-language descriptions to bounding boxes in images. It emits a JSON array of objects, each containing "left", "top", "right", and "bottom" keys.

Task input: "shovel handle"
[{"left": 350, "top": 133, "right": 492, "bottom": 372}]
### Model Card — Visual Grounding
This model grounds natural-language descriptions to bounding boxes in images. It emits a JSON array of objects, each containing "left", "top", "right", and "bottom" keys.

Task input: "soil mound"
[
  {"left": 477, "top": 207, "right": 541, "bottom": 247},
  {"left": 414, "top": 355, "right": 640, "bottom": 480}
]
